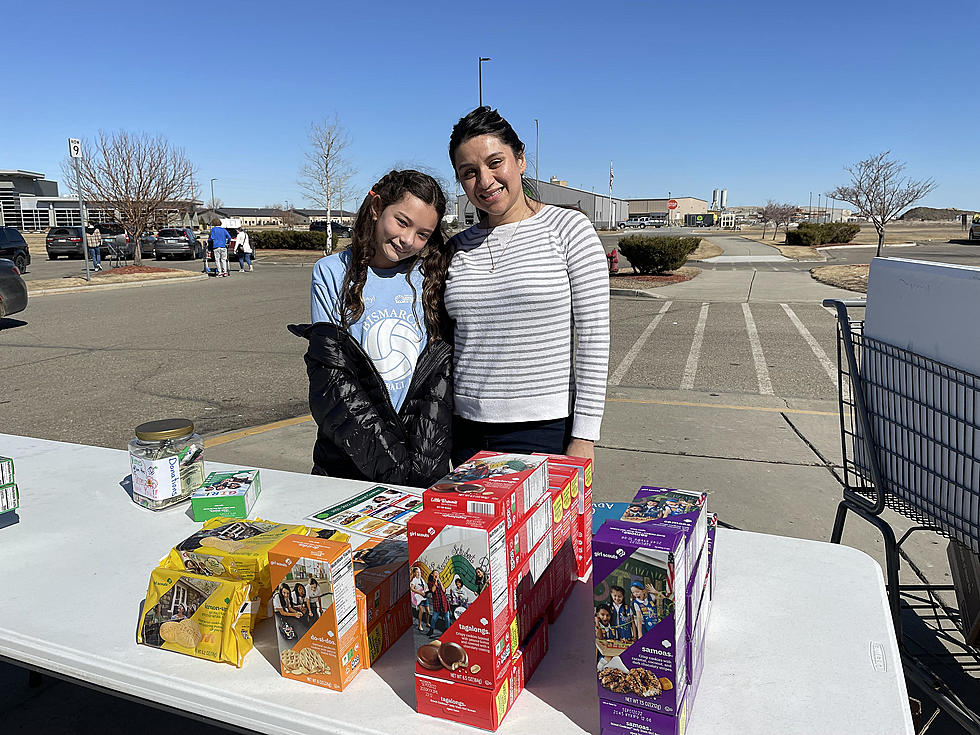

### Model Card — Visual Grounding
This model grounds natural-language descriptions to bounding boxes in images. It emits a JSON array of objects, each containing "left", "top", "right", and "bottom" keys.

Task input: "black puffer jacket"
[{"left": 289, "top": 322, "right": 453, "bottom": 486}]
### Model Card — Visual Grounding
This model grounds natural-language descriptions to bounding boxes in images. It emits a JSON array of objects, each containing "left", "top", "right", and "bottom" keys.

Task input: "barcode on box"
[{"left": 467, "top": 500, "right": 496, "bottom": 515}]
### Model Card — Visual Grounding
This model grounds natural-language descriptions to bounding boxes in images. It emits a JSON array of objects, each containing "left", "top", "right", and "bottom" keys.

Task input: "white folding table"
[{"left": 0, "top": 434, "right": 914, "bottom": 734}]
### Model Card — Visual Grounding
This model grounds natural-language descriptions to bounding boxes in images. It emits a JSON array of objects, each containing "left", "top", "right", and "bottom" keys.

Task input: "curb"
[
  {"left": 27, "top": 274, "right": 208, "bottom": 297},
  {"left": 816, "top": 243, "right": 916, "bottom": 251},
  {"left": 609, "top": 287, "right": 665, "bottom": 299}
]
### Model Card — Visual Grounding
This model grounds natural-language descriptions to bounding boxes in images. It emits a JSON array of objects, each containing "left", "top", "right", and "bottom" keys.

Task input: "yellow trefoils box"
[
  {"left": 137, "top": 566, "right": 258, "bottom": 666},
  {"left": 165, "top": 517, "right": 309, "bottom": 614}
]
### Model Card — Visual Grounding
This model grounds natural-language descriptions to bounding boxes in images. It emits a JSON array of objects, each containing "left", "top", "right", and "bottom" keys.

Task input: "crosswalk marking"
[
  {"left": 680, "top": 303, "right": 710, "bottom": 390},
  {"left": 609, "top": 300, "right": 672, "bottom": 386},
  {"left": 741, "top": 303, "right": 774, "bottom": 395}
]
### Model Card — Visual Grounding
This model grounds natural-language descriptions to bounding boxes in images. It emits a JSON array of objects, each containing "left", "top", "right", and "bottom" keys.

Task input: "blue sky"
[{"left": 4, "top": 0, "right": 978, "bottom": 210}]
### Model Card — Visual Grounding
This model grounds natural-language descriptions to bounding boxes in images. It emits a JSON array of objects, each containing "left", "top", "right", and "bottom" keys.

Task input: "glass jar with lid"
[{"left": 128, "top": 418, "right": 205, "bottom": 510}]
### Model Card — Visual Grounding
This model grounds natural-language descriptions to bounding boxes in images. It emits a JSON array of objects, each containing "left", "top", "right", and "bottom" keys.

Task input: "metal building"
[{"left": 455, "top": 178, "right": 629, "bottom": 229}]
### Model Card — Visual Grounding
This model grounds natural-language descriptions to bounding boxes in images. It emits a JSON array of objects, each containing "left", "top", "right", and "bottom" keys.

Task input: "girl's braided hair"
[{"left": 339, "top": 170, "right": 451, "bottom": 340}]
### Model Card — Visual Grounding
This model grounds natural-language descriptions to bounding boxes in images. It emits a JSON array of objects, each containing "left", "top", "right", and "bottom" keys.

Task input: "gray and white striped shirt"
[{"left": 445, "top": 205, "right": 610, "bottom": 440}]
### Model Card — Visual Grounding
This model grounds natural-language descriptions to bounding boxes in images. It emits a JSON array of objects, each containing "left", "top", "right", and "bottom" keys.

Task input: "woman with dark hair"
[
  {"left": 446, "top": 107, "right": 610, "bottom": 463},
  {"left": 290, "top": 170, "right": 455, "bottom": 485}
]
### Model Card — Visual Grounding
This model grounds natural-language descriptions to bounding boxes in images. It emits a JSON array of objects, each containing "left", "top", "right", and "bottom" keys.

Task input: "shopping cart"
[{"left": 825, "top": 298, "right": 980, "bottom": 734}]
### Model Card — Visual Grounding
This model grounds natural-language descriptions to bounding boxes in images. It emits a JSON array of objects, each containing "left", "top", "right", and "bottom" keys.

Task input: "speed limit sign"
[{"left": 68, "top": 138, "right": 82, "bottom": 158}]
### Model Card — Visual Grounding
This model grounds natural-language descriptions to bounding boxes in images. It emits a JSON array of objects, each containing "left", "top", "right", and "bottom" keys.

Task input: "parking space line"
[
  {"left": 781, "top": 304, "right": 837, "bottom": 387},
  {"left": 609, "top": 300, "right": 672, "bottom": 386},
  {"left": 680, "top": 303, "right": 709, "bottom": 390},
  {"left": 741, "top": 303, "right": 773, "bottom": 395}
]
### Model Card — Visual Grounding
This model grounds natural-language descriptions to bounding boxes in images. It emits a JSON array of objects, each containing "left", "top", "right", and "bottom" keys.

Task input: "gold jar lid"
[{"left": 135, "top": 418, "right": 195, "bottom": 441}]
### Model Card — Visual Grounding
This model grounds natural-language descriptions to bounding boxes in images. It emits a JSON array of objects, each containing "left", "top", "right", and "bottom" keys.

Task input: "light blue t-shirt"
[{"left": 311, "top": 250, "right": 427, "bottom": 412}]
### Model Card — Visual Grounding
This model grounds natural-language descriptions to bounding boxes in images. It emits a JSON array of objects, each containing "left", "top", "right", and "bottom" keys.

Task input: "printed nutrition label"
[
  {"left": 0, "top": 484, "right": 18, "bottom": 512},
  {"left": 488, "top": 521, "right": 508, "bottom": 620},
  {"left": 330, "top": 550, "right": 358, "bottom": 638}
]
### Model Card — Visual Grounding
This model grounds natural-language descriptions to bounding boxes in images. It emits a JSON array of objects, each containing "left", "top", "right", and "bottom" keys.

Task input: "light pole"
[
  {"left": 534, "top": 118, "right": 539, "bottom": 191},
  {"left": 210, "top": 178, "right": 218, "bottom": 213},
  {"left": 478, "top": 57, "right": 491, "bottom": 107}
]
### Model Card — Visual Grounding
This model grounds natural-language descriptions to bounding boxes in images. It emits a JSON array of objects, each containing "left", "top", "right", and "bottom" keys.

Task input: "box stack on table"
[
  {"left": 591, "top": 489, "right": 716, "bottom": 735},
  {"left": 0, "top": 455, "right": 19, "bottom": 519},
  {"left": 410, "top": 451, "right": 592, "bottom": 730}
]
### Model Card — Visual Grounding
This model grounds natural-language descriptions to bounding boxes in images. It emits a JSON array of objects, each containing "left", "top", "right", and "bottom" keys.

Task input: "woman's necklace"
[{"left": 485, "top": 214, "right": 527, "bottom": 273}]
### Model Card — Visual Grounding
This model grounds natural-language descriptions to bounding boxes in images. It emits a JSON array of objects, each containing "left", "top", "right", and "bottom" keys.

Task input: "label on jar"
[{"left": 131, "top": 454, "right": 182, "bottom": 501}]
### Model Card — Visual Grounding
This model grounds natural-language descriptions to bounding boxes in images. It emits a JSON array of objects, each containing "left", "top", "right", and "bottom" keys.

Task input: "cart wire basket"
[{"left": 825, "top": 298, "right": 980, "bottom": 734}]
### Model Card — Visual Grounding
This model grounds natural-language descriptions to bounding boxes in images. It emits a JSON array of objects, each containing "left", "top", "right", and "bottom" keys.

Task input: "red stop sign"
[{"left": 668, "top": 199, "right": 678, "bottom": 210}]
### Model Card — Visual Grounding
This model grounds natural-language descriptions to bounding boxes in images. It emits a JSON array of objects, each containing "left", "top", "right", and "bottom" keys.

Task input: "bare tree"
[
  {"left": 62, "top": 131, "right": 198, "bottom": 265},
  {"left": 773, "top": 203, "right": 797, "bottom": 241},
  {"left": 829, "top": 151, "right": 936, "bottom": 257},
  {"left": 759, "top": 200, "right": 777, "bottom": 239},
  {"left": 298, "top": 117, "right": 353, "bottom": 250}
]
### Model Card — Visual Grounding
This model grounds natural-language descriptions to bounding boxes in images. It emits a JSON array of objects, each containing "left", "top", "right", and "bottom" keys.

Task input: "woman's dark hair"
[
  {"left": 448, "top": 107, "right": 539, "bottom": 224},
  {"left": 339, "top": 169, "right": 450, "bottom": 340}
]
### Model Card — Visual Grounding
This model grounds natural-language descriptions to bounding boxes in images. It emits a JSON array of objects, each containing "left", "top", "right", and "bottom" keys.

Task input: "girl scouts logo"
[{"left": 365, "top": 317, "right": 421, "bottom": 382}]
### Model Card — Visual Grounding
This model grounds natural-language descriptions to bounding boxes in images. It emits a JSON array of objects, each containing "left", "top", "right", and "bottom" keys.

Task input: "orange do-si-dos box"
[
  {"left": 425, "top": 452, "right": 549, "bottom": 529},
  {"left": 268, "top": 535, "right": 363, "bottom": 691}
]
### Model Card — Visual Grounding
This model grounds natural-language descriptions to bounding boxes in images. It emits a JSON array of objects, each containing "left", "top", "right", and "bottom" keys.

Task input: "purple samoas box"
[
  {"left": 593, "top": 521, "right": 688, "bottom": 716},
  {"left": 632, "top": 487, "right": 708, "bottom": 576}
]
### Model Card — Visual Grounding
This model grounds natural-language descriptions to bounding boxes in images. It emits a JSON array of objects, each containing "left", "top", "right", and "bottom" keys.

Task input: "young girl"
[
  {"left": 608, "top": 585, "right": 635, "bottom": 640},
  {"left": 594, "top": 604, "right": 614, "bottom": 638},
  {"left": 631, "top": 580, "right": 660, "bottom": 636},
  {"left": 290, "top": 170, "right": 454, "bottom": 486}
]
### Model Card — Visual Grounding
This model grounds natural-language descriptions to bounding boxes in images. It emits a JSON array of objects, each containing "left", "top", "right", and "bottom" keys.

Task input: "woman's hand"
[{"left": 565, "top": 437, "right": 594, "bottom": 461}]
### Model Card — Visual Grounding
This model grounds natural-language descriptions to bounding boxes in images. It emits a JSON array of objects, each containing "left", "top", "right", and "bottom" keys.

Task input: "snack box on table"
[
  {"left": 191, "top": 469, "right": 262, "bottom": 521},
  {"left": 415, "top": 619, "right": 548, "bottom": 732},
  {"left": 268, "top": 535, "right": 363, "bottom": 691},
  {"left": 631, "top": 487, "right": 708, "bottom": 576},
  {"left": 416, "top": 650, "right": 525, "bottom": 731},
  {"left": 351, "top": 536, "right": 409, "bottom": 624},
  {"left": 0, "top": 456, "right": 13, "bottom": 485},
  {"left": 137, "top": 565, "right": 258, "bottom": 667},
  {"left": 409, "top": 505, "right": 554, "bottom": 689},
  {"left": 534, "top": 452, "right": 593, "bottom": 515},
  {"left": 357, "top": 590, "right": 412, "bottom": 668},
  {"left": 165, "top": 517, "right": 310, "bottom": 615},
  {"left": 1, "top": 482, "right": 19, "bottom": 516},
  {"left": 424, "top": 452, "right": 549, "bottom": 529},
  {"left": 593, "top": 521, "right": 688, "bottom": 716}
]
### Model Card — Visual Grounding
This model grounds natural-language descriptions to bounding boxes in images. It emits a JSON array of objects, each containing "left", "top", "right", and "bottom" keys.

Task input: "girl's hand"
[{"left": 565, "top": 437, "right": 594, "bottom": 461}]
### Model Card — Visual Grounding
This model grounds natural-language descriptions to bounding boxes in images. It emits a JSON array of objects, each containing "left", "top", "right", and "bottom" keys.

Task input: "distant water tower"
[
  {"left": 711, "top": 189, "right": 719, "bottom": 210},
  {"left": 720, "top": 189, "right": 728, "bottom": 210}
]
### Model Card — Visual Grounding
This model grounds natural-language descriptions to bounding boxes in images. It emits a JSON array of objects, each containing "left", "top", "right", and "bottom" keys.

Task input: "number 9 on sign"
[{"left": 68, "top": 138, "right": 81, "bottom": 158}]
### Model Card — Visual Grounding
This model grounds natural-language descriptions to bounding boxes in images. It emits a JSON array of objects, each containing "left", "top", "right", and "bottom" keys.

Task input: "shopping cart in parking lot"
[{"left": 825, "top": 298, "right": 980, "bottom": 734}]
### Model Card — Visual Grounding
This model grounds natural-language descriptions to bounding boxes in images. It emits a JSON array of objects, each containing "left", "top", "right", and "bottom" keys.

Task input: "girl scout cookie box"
[
  {"left": 425, "top": 452, "right": 548, "bottom": 529},
  {"left": 268, "top": 535, "right": 363, "bottom": 691},
  {"left": 191, "top": 470, "right": 262, "bottom": 521},
  {"left": 166, "top": 517, "right": 309, "bottom": 615},
  {"left": 593, "top": 521, "right": 688, "bottom": 717},
  {"left": 137, "top": 566, "right": 258, "bottom": 667},
  {"left": 632, "top": 487, "right": 708, "bottom": 575}
]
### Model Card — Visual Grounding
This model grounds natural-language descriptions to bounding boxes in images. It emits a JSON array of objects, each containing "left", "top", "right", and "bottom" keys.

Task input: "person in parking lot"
[
  {"left": 86, "top": 223, "right": 102, "bottom": 271},
  {"left": 209, "top": 219, "right": 231, "bottom": 277},
  {"left": 235, "top": 227, "right": 253, "bottom": 272}
]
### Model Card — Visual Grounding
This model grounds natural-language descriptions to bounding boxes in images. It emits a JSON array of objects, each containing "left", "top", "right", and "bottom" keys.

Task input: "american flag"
[{"left": 609, "top": 162, "right": 614, "bottom": 190}]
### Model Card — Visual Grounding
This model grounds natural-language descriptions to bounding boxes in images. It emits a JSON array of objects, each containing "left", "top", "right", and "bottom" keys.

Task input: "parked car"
[
  {"left": 0, "top": 227, "right": 31, "bottom": 272},
  {"left": 139, "top": 231, "right": 157, "bottom": 258},
  {"left": 95, "top": 222, "right": 131, "bottom": 256},
  {"left": 0, "top": 258, "right": 28, "bottom": 318},
  {"left": 45, "top": 226, "right": 85, "bottom": 259},
  {"left": 154, "top": 227, "right": 202, "bottom": 260},
  {"left": 310, "top": 221, "right": 353, "bottom": 238}
]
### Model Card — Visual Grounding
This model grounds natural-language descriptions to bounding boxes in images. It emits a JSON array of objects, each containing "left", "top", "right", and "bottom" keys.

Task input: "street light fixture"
[
  {"left": 478, "top": 57, "right": 491, "bottom": 107},
  {"left": 210, "top": 178, "right": 218, "bottom": 212}
]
